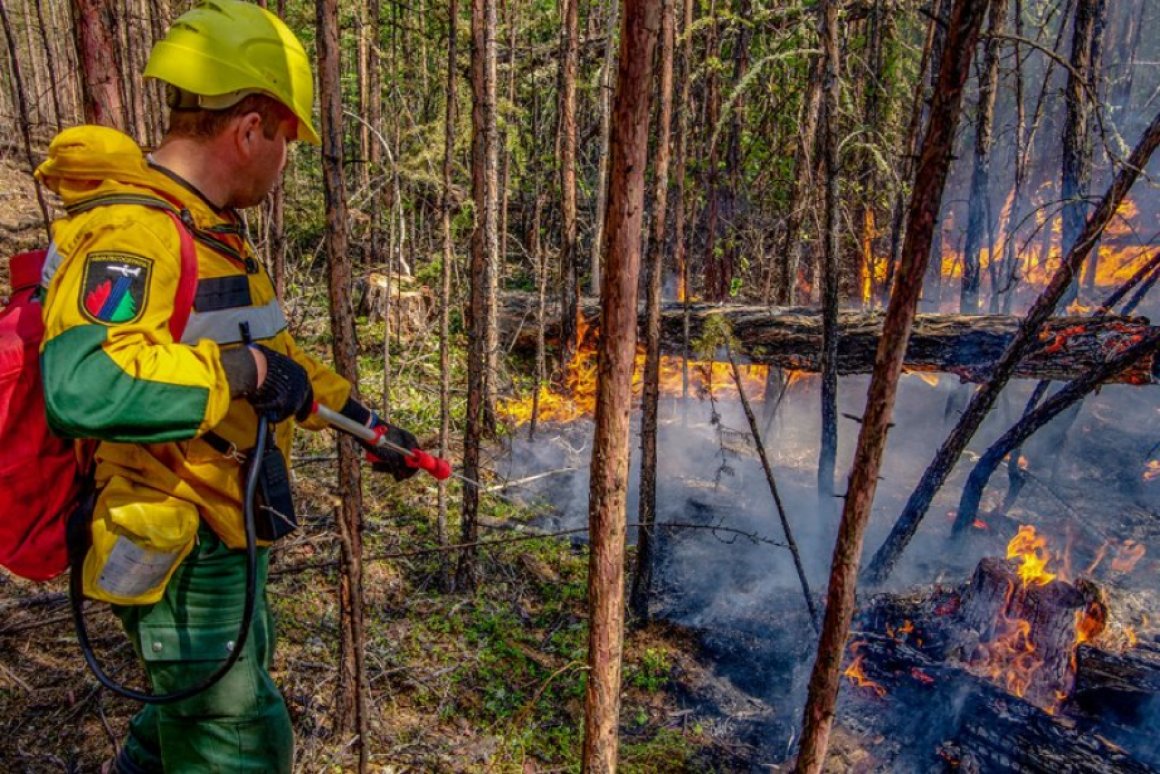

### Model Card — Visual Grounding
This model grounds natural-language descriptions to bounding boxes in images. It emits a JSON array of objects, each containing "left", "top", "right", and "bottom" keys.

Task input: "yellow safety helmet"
[{"left": 144, "top": 0, "right": 320, "bottom": 145}]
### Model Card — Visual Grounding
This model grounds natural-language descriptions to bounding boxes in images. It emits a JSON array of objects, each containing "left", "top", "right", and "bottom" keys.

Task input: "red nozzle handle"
[{"left": 405, "top": 448, "right": 452, "bottom": 480}]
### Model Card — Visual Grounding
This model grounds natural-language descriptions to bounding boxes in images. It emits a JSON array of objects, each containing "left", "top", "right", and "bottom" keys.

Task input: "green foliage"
[{"left": 625, "top": 647, "right": 673, "bottom": 692}]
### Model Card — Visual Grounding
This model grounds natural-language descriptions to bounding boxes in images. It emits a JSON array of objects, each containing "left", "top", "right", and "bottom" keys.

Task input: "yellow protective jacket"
[{"left": 37, "top": 126, "right": 350, "bottom": 602}]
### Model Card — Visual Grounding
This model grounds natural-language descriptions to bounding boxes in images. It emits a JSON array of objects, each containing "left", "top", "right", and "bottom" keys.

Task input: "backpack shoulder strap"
[{"left": 64, "top": 194, "right": 198, "bottom": 341}]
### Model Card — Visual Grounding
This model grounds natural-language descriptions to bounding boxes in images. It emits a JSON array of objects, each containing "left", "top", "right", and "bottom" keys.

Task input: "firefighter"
[{"left": 37, "top": 2, "right": 418, "bottom": 771}]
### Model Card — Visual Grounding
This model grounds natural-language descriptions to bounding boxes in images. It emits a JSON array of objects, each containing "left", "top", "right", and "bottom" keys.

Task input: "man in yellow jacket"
[{"left": 38, "top": 2, "right": 419, "bottom": 771}]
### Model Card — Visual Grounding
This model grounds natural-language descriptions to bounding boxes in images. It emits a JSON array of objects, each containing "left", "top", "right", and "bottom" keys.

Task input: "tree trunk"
[
  {"left": 671, "top": 0, "right": 694, "bottom": 306},
  {"left": 794, "top": 0, "right": 989, "bottom": 769},
  {"left": 589, "top": 0, "right": 618, "bottom": 297},
  {"left": 1060, "top": 0, "right": 1102, "bottom": 306},
  {"left": 961, "top": 0, "right": 1008, "bottom": 314},
  {"left": 817, "top": 0, "right": 840, "bottom": 506},
  {"left": 556, "top": 0, "right": 580, "bottom": 368},
  {"left": 630, "top": 0, "right": 674, "bottom": 625},
  {"left": 316, "top": 0, "right": 368, "bottom": 768},
  {"left": 864, "top": 108, "right": 1160, "bottom": 586},
  {"left": 773, "top": 55, "right": 821, "bottom": 304},
  {"left": 439, "top": 0, "right": 460, "bottom": 580},
  {"left": 581, "top": 0, "right": 660, "bottom": 766},
  {"left": 33, "top": 0, "right": 62, "bottom": 130},
  {"left": 701, "top": 0, "right": 724, "bottom": 301},
  {"left": 457, "top": 0, "right": 498, "bottom": 591},
  {"left": 0, "top": 0, "right": 51, "bottom": 241},
  {"left": 953, "top": 327, "right": 1160, "bottom": 534},
  {"left": 71, "top": 0, "right": 125, "bottom": 130}
]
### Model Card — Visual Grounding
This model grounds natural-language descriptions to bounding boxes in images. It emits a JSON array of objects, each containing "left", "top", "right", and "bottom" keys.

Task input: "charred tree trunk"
[
  {"left": 953, "top": 328, "right": 1160, "bottom": 533},
  {"left": 317, "top": 0, "right": 368, "bottom": 766},
  {"left": 918, "top": 0, "right": 952, "bottom": 311},
  {"left": 71, "top": 0, "right": 125, "bottom": 130},
  {"left": 794, "top": 1, "right": 989, "bottom": 769},
  {"left": 458, "top": 0, "right": 498, "bottom": 591},
  {"left": 961, "top": 0, "right": 1008, "bottom": 314},
  {"left": 629, "top": 0, "right": 674, "bottom": 625},
  {"left": 582, "top": 0, "right": 659, "bottom": 766},
  {"left": 672, "top": 0, "right": 694, "bottom": 304},
  {"left": 865, "top": 109, "right": 1160, "bottom": 586},
  {"left": 1060, "top": 0, "right": 1103, "bottom": 306},
  {"left": 557, "top": 0, "right": 580, "bottom": 368},
  {"left": 817, "top": 0, "right": 841, "bottom": 507}
]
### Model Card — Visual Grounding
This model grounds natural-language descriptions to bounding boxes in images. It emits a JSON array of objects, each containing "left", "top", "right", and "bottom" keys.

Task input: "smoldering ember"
[{"left": 2, "top": 0, "right": 1160, "bottom": 772}]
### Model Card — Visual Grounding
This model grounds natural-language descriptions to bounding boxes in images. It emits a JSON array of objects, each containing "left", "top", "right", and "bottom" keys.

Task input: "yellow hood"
[{"left": 36, "top": 126, "right": 189, "bottom": 208}]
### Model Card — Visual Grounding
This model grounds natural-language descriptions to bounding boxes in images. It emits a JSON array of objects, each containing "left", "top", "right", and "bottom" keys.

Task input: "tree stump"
[
  {"left": 355, "top": 272, "right": 432, "bottom": 333},
  {"left": 955, "top": 556, "right": 1106, "bottom": 707}
]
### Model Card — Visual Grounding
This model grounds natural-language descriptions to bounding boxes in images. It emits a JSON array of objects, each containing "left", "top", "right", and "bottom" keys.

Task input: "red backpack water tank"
[{"left": 0, "top": 249, "right": 83, "bottom": 580}]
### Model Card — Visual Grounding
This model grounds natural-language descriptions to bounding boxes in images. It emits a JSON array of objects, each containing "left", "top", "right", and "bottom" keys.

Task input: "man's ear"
[{"left": 235, "top": 112, "right": 265, "bottom": 157}]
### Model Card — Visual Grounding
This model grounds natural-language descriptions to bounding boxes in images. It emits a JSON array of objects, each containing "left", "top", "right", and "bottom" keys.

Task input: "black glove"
[
  {"left": 365, "top": 416, "right": 421, "bottom": 481},
  {"left": 249, "top": 345, "right": 313, "bottom": 423},
  {"left": 339, "top": 399, "right": 420, "bottom": 481}
]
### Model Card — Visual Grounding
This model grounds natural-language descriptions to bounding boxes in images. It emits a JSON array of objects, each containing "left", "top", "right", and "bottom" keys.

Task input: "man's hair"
[{"left": 166, "top": 93, "right": 294, "bottom": 140}]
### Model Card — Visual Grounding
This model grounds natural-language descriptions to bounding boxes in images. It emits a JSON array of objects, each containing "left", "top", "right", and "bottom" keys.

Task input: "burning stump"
[{"left": 955, "top": 554, "right": 1106, "bottom": 709}]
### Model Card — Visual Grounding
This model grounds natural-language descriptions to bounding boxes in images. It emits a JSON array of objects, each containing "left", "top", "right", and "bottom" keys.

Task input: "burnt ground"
[{"left": 505, "top": 374, "right": 1160, "bottom": 772}]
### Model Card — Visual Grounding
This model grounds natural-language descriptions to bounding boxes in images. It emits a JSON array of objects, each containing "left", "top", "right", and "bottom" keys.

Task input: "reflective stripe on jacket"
[{"left": 37, "top": 125, "right": 351, "bottom": 552}]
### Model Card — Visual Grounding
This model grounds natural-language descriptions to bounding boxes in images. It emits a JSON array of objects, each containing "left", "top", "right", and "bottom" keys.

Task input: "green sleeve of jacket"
[{"left": 40, "top": 207, "right": 233, "bottom": 442}]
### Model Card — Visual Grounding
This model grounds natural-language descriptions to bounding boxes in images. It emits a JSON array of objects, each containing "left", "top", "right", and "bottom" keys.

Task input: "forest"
[{"left": 1, "top": 0, "right": 1159, "bottom": 770}]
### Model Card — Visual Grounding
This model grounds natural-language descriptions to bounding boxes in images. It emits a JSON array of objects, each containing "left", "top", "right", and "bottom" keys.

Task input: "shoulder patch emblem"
[{"left": 79, "top": 252, "right": 153, "bottom": 325}]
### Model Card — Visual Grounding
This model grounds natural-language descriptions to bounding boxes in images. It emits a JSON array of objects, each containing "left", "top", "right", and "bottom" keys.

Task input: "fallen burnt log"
[
  {"left": 500, "top": 294, "right": 1160, "bottom": 384},
  {"left": 1072, "top": 641, "right": 1160, "bottom": 720},
  {"left": 844, "top": 634, "right": 1154, "bottom": 773}
]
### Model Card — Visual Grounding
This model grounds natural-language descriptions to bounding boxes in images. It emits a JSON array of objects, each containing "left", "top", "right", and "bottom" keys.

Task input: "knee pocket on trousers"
[{"left": 140, "top": 620, "right": 266, "bottom": 720}]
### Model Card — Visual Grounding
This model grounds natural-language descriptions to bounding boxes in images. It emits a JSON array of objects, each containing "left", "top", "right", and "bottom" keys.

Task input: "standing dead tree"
[
  {"left": 793, "top": 0, "right": 990, "bottom": 769},
  {"left": 864, "top": 107, "right": 1160, "bottom": 586},
  {"left": 317, "top": 0, "right": 369, "bottom": 767},
  {"left": 582, "top": 0, "right": 660, "bottom": 765},
  {"left": 817, "top": 0, "right": 841, "bottom": 508}
]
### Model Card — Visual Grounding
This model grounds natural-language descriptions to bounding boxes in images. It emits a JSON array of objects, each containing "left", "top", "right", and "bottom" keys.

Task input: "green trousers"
[{"left": 112, "top": 526, "right": 293, "bottom": 773}]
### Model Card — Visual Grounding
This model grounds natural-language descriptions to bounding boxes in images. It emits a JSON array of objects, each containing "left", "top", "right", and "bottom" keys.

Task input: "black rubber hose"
[{"left": 69, "top": 417, "right": 266, "bottom": 704}]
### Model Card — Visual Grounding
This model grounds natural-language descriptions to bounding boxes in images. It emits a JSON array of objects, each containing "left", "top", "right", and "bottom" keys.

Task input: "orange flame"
[
  {"left": 1007, "top": 525, "right": 1056, "bottom": 586},
  {"left": 498, "top": 324, "right": 778, "bottom": 425},
  {"left": 1143, "top": 460, "right": 1160, "bottom": 482},
  {"left": 843, "top": 645, "right": 887, "bottom": 699}
]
